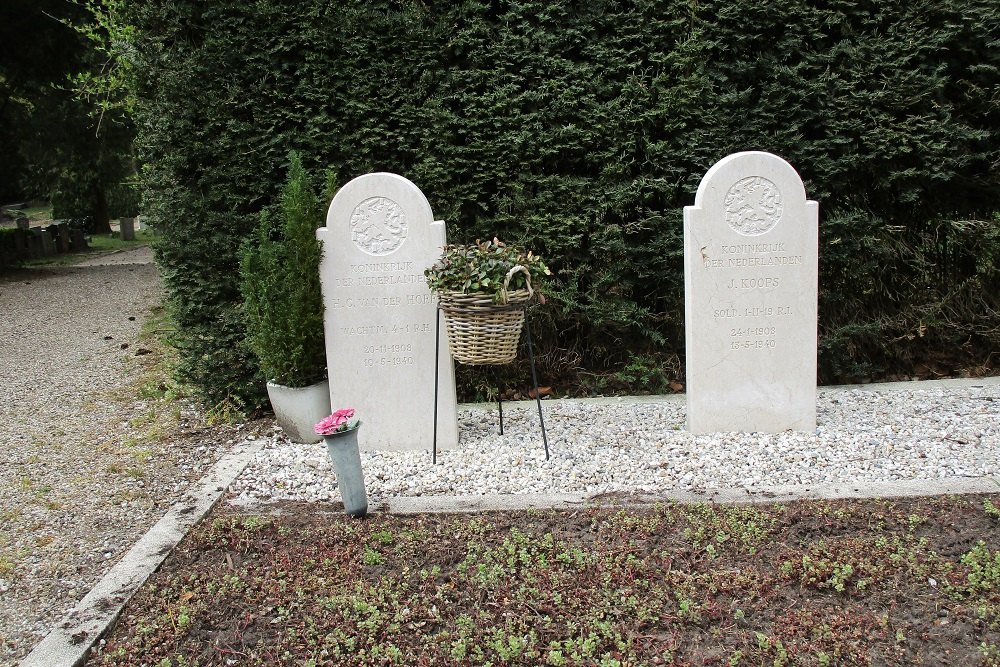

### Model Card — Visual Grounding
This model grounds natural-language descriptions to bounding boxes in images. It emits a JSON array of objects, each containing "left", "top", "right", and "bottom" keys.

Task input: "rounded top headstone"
[
  {"left": 326, "top": 173, "right": 435, "bottom": 257},
  {"left": 690, "top": 152, "right": 807, "bottom": 234}
]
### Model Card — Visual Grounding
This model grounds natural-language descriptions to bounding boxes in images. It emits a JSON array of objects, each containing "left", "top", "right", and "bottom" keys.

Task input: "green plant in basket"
[{"left": 424, "top": 238, "right": 550, "bottom": 304}]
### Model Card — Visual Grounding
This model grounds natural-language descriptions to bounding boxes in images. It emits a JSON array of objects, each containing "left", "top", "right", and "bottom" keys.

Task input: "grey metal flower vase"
[{"left": 323, "top": 424, "right": 368, "bottom": 518}]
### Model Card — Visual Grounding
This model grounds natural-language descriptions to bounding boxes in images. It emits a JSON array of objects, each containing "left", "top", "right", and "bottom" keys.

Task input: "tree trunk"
[{"left": 90, "top": 184, "right": 112, "bottom": 234}]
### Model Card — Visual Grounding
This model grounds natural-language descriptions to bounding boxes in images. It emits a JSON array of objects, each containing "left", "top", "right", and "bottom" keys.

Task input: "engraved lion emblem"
[
  {"left": 350, "top": 197, "right": 408, "bottom": 256},
  {"left": 724, "top": 177, "right": 783, "bottom": 236}
]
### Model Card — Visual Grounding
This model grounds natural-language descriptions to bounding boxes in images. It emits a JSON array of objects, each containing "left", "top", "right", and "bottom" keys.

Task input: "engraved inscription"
[
  {"left": 350, "top": 197, "right": 408, "bottom": 256},
  {"left": 724, "top": 177, "right": 782, "bottom": 236},
  {"left": 350, "top": 261, "right": 415, "bottom": 272},
  {"left": 330, "top": 294, "right": 432, "bottom": 308},
  {"left": 712, "top": 306, "right": 794, "bottom": 319},
  {"left": 730, "top": 339, "right": 776, "bottom": 350},
  {"left": 729, "top": 326, "right": 777, "bottom": 350},
  {"left": 334, "top": 275, "right": 426, "bottom": 287},
  {"left": 362, "top": 343, "right": 415, "bottom": 367},
  {"left": 332, "top": 251, "right": 435, "bottom": 374},
  {"left": 704, "top": 255, "right": 802, "bottom": 268},
  {"left": 726, "top": 277, "right": 780, "bottom": 289}
]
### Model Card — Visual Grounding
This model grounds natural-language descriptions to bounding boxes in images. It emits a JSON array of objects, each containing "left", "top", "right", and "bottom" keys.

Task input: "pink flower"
[{"left": 314, "top": 408, "right": 357, "bottom": 435}]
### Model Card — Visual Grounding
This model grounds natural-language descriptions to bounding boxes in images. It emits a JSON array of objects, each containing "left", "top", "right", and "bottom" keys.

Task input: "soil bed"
[{"left": 88, "top": 494, "right": 1000, "bottom": 666}]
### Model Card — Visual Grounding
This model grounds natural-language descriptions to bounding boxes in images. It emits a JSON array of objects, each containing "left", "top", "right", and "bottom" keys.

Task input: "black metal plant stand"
[{"left": 432, "top": 306, "right": 550, "bottom": 464}]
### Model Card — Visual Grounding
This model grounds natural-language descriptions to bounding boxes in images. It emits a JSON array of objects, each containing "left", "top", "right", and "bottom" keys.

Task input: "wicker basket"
[{"left": 437, "top": 266, "right": 534, "bottom": 365}]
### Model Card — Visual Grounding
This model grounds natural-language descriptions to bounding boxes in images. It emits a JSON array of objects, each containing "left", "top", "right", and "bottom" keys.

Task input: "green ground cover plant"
[{"left": 89, "top": 494, "right": 1000, "bottom": 666}]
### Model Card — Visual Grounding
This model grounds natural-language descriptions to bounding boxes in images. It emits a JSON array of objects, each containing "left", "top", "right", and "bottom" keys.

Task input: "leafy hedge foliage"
[
  {"left": 126, "top": 0, "right": 1000, "bottom": 406},
  {"left": 107, "top": 180, "right": 141, "bottom": 219}
]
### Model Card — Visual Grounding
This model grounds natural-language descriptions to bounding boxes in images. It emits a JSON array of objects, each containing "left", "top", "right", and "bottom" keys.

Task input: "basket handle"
[{"left": 501, "top": 265, "right": 533, "bottom": 304}]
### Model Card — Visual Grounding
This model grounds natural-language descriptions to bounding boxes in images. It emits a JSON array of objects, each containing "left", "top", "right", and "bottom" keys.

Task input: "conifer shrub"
[
  {"left": 239, "top": 152, "right": 326, "bottom": 390},
  {"left": 125, "top": 0, "right": 1000, "bottom": 404}
]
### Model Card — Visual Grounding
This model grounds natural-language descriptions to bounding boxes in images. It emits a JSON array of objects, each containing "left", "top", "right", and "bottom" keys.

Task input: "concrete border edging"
[
  {"left": 19, "top": 439, "right": 265, "bottom": 667},
  {"left": 384, "top": 476, "right": 1000, "bottom": 514}
]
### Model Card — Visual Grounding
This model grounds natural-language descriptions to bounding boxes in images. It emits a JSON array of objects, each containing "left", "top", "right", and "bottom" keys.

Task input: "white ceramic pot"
[{"left": 266, "top": 379, "right": 331, "bottom": 444}]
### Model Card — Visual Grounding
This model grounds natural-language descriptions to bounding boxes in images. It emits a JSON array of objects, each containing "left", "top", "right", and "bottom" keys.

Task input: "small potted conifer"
[{"left": 239, "top": 152, "right": 330, "bottom": 443}]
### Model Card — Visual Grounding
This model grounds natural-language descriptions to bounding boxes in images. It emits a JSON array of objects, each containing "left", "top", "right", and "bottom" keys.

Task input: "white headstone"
[
  {"left": 684, "top": 151, "right": 818, "bottom": 433},
  {"left": 318, "top": 173, "right": 459, "bottom": 451}
]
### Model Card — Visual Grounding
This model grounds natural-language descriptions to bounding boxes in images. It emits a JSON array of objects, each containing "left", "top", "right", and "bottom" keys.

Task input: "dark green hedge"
[{"left": 126, "top": 0, "right": 1000, "bottom": 406}]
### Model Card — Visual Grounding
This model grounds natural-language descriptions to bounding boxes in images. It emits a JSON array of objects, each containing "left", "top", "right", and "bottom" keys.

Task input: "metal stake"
[
  {"left": 524, "top": 317, "right": 549, "bottom": 460},
  {"left": 496, "top": 365, "right": 504, "bottom": 435},
  {"left": 432, "top": 307, "right": 440, "bottom": 464}
]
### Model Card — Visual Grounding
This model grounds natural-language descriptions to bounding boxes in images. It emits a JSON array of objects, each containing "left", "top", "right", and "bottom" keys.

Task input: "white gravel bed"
[{"left": 230, "top": 381, "right": 1000, "bottom": 505}]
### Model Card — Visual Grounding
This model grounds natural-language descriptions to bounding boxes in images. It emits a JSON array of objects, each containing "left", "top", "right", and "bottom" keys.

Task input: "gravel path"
[
  {"left": 0, "top": 249, "right": 242, "bottom": 666},
  {"left": 230, "top": 380, "right": 1000, "bottom": 505}
]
